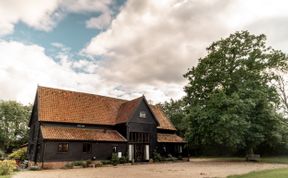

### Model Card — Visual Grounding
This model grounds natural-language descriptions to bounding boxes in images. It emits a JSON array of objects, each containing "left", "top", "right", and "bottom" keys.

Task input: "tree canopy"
[
  {"left": 0, "top": 100, "right": 31, "bottom": 153},
  {"left": 183, "top": 31, "right": 288, "bottom": 154},
  {"left": 159, "top": 99, "right": 186, "bottom": 136}
]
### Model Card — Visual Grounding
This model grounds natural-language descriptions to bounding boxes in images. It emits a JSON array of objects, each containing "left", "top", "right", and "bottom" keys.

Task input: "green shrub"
[
  {"left": 177, "top": 156, "right": 183, "bottom": 160},
  {"left": 165, "top": 154, "right": 177, "bottom": 161},
  {"left": 119, "top": 156, "right": 128, "bottom": 164},
  {"left": 101, "top": 160, "right": 111, "bottom": 165},
  {"left": 0, "top": 160, "right": 16, "bottom": 175},
  {"left": 153, "top": 151, "right": 163, "bottom": 162},
  {"left": 72, "top": 160, "right": 93, "bottom": 168},
  {"left": 94, "top": 161, "right": 103, "bottom": 167},
  {"left": 29, "top": 166, "right": 41, "bottom": 171},
  {"left": 72, "top": 161, "right": 86, "bottom": 167},
  {"left": 0, "top": 149, "right": 5, "bottom": 159},
  {"left": 111, "top": 153, "right": 119, "bottom": 166},
  {"left": 8, "top": 147, "right": 27, "bottom": 161},
  {"left": 85, "top": 160, "right": 92, "bottom": 166},
  {"left": 63, "top": 162, "right": 73, "bottom": 169}
]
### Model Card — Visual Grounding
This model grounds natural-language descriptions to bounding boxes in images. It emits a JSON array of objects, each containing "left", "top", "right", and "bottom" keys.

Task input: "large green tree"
[
  {"left": 184, "top": 31, "right": 288, "bottom": 154},
  {"left": 0, "top": 100, "right": 31, "bottom": 153},
  {"left": 159, "top": 99, "right": 186, "bottom": 136}
]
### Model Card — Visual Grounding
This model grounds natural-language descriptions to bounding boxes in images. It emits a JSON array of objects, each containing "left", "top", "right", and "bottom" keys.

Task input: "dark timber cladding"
[{"left": 28, "top": 86, "right": 186, "bottom": 168}]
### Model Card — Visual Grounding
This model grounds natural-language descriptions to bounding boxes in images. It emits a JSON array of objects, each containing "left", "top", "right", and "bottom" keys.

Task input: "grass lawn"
[
  {"left": 0, "top": 175, "right": 11, "bottom": 178},
  {"left": 228, "top": 168, "right": 288, "bottom": 178},
  {"left": 259, "top": 157, "right": 288, "bottom": 164},
  {"left": 199, "top": 156, "right": 288, "bottom": 164}
]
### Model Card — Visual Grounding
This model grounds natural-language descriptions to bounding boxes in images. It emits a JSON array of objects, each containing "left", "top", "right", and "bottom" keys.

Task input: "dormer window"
[
  {"left": 77, "top": 124, "right": 85, "bottom": 128},
  {"left": 139, "top": 111, "right": 146, "bottom": 118}
]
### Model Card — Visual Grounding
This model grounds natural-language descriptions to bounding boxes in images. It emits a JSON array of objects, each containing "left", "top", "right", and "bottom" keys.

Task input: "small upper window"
[
  {"left": 139, "top": 111, "right": 146, "bottom": 118},
  {"left": 58, "top": 143, "right": 69, "bottom": 152},
  {"left": 77, "top": 124, "right": 85, "bottom": 128}
]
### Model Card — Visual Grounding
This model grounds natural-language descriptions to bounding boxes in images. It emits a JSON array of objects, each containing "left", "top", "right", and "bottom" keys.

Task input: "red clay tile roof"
[
  {"left": 157, "top": 133, "right": 186, "bottom": 143},
  {"left": 116, "top": 97, "right": 143, "bottom": 124},
  {"left": 37, "top": 86, "right": 176, "bottom": 130},
  {"left": 41, "top": 126, "right": 127, "bottom": 142},
  {"left": 150, "top": 105, "right": 176, "bottom": 130},
  {"left": 38, "top": 86, "right": 125, "bottom": 125}
]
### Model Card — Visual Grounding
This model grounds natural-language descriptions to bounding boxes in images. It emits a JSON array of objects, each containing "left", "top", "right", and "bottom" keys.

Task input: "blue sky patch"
[{"left": 2, "top": 0, "right": 126, "bottom": 60}]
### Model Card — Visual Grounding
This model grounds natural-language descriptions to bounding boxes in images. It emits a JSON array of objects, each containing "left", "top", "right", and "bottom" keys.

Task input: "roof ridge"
[
  {"left": 122, "top": 95, "right": 143, "bottom": 104},
  {"left": 38, "top": 85, "right": 128, "bottom": 102}
]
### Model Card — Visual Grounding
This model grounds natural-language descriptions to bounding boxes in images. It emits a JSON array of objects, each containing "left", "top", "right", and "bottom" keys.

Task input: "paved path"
[{"left": 13, "top": 160, "right": 288, "bottom": 178}]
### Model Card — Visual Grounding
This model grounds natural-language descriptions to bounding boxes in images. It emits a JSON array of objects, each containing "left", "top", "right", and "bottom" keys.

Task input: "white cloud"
[
  {"left": 61, "top": 0, "right": 112, "bottom": 13},
  {"left": 86, "top": 12, "right": 112, "bottom": 29},
  {"left": 0, "top": 40, "right": 101, "bottom": 104},
  {"left": 218, "top": 0, "right": 288, "bottom": 53},
  {"left": 0, "top": 0, "right": 116, "bottom": 36},
  {"left": 60, "top": 0, "right": 117, "bottom": 31},
  {"left": 2, "top": 0, "right": 288, "bottom": 105},
  {"left": 0, "top": 0, "right": 61, "bottom": 35},
  {"left": 225, "top": 0, "right": 288, "bottom": 29},
  {"left": 0, "top": 40, "right": 182, "bottom": 104},
  {"left": 83, "top": 0, "right": 230, "bottom": 85},
  {"left": 83, "top": 0, "right": 288, "bottom": 93}
]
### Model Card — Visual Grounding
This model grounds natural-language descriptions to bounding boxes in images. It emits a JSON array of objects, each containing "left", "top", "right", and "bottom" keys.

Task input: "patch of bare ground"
[{"left": 13, "top": 159, "right": 288, "bottom": 178}]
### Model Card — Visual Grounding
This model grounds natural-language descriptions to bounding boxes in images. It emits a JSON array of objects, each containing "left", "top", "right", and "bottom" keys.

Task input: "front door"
[
  {"left": 129, "top": 132, "right": 151, "bottom": 162},
  {"left": 134, "top": 144, "right": 144, "bottom": 162}
]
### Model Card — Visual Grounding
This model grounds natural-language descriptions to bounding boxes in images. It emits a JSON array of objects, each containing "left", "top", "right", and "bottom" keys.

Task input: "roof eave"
[
  {"left": 28, "top": 87, "right": 39, "bottom": 127},
  {"left": 157, "top": 141, "right": 187, "bottom": 143},
  {"left": 142, "top": 97, "right": 160, "bottom": 126},
  {"left": 42, "top": 138, "right": 127, "bottom": 142}
]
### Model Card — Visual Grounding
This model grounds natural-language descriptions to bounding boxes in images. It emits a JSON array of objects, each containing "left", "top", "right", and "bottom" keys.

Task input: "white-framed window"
[
  {"left": 179, "top": 145, "right": 183, "bottom": 153},
  {"left": 77, "top": 124, "right": 85, "bottom": 128},
  {"left": 58, "top": 143, "right": 69, "bottom": 152},
  {"left": 139, "top": 111, "right": 146, "bottom": 118},
  {"left": 128, "top": 144, "right": 134, "bottom": 161},
  {"left": 112, "top": 146, "right": 117, "bottom": 153}
]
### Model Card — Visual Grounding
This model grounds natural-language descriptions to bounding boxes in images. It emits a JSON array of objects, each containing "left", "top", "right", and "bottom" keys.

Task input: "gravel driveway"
[{"left": 13, "top": 159, "right": 288, "bottom": 178}]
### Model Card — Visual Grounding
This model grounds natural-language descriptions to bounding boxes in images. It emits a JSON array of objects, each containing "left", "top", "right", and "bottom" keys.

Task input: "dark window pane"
[
  {"left": 58, "top": 143, "right": 69, "bottom": 152},
  {"left": 129, "top": 132, "right": 151, "bottom": 143},
  {"left": 83, "top": 143, "right": 92, "bottom": 153}
]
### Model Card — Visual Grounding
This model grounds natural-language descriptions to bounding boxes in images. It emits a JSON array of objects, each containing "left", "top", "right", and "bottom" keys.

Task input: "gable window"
[
  {"left": 139, "top": 111, "right": 146, "bottom": 118},
  {"left": 77, "top": 124, "right": 85, "bottom": 128},
  {"left": 58, "top": 143, "right": 69, "bottom": 152},
  {"left": 83, "top": 143, "right": 92, "bottom": 153}
]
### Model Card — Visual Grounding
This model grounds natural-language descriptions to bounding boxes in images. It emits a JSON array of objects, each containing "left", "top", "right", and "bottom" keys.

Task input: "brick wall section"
[
  {"left": 29, "top": 161, "right": 69, "bottom": 169},
  {"left": 42, "top": 161, "right": 68, "bottom": 169}
]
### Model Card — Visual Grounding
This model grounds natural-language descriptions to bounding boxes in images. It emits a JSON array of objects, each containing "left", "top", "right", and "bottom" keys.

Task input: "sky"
[{"left": 0, "top": 0, "right": 288, "bottom": 104}]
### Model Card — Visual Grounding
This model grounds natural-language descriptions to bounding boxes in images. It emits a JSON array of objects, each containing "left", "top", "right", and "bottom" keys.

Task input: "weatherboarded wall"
[{"left": 42, "top": 141, "right": 127, "bottom": 161}]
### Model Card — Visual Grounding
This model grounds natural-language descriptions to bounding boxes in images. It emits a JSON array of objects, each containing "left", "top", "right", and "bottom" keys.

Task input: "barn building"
[{"left": 28, "top": 86, "right": 185, "bottom": 168}]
